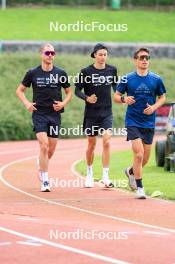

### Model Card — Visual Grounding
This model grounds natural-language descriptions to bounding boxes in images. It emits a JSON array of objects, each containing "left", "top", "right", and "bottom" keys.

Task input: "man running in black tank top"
[
  {"left": 75, "top": 43, "right": 118, "bottom": 188},
  {"left": 16, "top": 43, "right": 72, "bottom": 192}
]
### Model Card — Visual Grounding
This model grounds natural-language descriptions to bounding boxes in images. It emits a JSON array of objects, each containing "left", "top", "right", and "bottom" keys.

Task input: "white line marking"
[
  {"left": 0, "top": 227, "right": 129, "bottom": 264},
  {"left": 0, "top": 242, "right": 12, "bottom": 246},
  {"left": 17, "top": 241, "right": 42, "bottom": 246},
  {"left": 17, "top": 217, "right": 39, "bottom": 221},
  {"left": 0, "top": 156, "right": 175, "bottom": 235},
  {"left": 143, "top": 231, "right": 169, "bottom": 236}
]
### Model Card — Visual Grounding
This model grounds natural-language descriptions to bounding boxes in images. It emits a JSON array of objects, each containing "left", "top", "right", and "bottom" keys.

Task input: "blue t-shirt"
[{"left": 116, "top": 71, "right": 166, "bottom": 128}]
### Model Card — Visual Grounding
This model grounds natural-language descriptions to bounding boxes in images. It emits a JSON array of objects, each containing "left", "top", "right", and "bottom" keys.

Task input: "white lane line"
[
  {"left": 0, "top": 156, "right": 175, "bottom": 235},
  {"left": 0, "top": 242, "right": 12, "bottom": 246},
  {"left": 0, "top": 227, "right": 129, "bottom": 264},
  {"left": 143, "top": 231, "right": 169, "bottom": 236},
  {"left": 17, "top": 240, "right": 42, "bottom": 246},
  {"left": 17, "top": 217, "right": 39, "bottom": 221}
]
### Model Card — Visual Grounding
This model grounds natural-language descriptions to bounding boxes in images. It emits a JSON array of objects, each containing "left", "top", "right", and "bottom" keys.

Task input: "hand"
[
  {"left": 53, "top": 101, "right": 65, "bottom": 111},
  {"left": 86, "top": 94, "right": 97, "bottom": 104},
  {"left": 124, "top": 96, "right": 136, "bottom": 105},
  {"left": 143, "top": 103, "right": 156, "bottom": 115},
  {"left": 26, "top": 102, "right": 37, "bottom": 112}
]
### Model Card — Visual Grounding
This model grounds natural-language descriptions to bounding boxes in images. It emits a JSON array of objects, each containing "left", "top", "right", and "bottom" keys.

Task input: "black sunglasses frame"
[
  {"left": 44, "top": 51, "right": 56, "bottom": 56},
  {"left": 136, "top": 55, "right": 150, "bottom": 61}
]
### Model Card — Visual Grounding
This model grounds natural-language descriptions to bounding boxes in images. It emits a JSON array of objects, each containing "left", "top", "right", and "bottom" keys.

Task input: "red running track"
[{"left": 0, "top": 137, "right": 175, "bottom": 264}]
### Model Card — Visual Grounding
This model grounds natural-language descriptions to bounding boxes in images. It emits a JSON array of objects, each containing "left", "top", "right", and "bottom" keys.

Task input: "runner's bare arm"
[
  {"left": 114, "top": 91, "right": 135, "bottom": 105},
  {"left": 16, "top": 84, "right": 37, "bottom": 112},
  {"left": 144, "top": 94, "right": 166, "bottom": 115},
  {"left": 53, "top": 87, "right": 72, "bottom": 111}
]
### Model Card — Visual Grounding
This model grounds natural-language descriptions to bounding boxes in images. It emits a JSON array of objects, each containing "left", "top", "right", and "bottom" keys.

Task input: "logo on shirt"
[
  {"left": 135, "top": 83, "right": 151, "bottom": 94},
  {"left": 36, "top": 74, "right": 59, "bottom": 87}
]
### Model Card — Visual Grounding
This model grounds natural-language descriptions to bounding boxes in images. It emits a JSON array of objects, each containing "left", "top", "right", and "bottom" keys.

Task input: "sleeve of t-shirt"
[
  {"left": 112, "top": 67, "right": 118, "bottom": 92},
  {"left": 74, "top": 70, "right": 87, "bottom": 101},
  {"left": 75, "top": 70, "right": 86, "bottom": 90},
  {"left": 21, "top": 70, "right": 33, "bottom": 87},
  {"left": 156, "top": 77, "right": 166, "bottom": 96},
  {"left": 116, "top": 76, "right": 128, "bottom": 94},
  {"left": 60, "top": 70, "right": 71, "bottom": 89}
]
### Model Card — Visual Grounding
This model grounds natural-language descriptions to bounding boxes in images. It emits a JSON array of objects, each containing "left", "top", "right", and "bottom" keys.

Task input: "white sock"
[
  {"left": 87, "top": 165, "right": 93, "bottom": 177},
  {"left": 103, "top": 168, "right": 109, "bottom": 180},
  {"left": 40, "top": 171, "right": 49, "bottom": 182}
]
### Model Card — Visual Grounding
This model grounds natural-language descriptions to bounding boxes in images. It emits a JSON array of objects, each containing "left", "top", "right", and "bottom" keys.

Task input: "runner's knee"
[
  {"left": 135, "top": 151, "right": 144, "bottom": 163},
  {"left": 40, "top": 141, "right": 49, "bottom": 154},
  {"left": 103, "top": 138, "right": 110, "bottom": 149},
  {"left": 142, "top": 156, "right": 149, "bottom": 166},
  {"left": 87, "top": 138, "right": 96, "bottom": 152},
  {"left": 48, "top": 147, "right": 56, "bottom": 159}
]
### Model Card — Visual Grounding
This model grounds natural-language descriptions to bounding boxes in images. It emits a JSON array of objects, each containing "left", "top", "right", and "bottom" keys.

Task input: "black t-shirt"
[
  {"left": 75, "top": 64, "right": 118, "bottom": 118},
  {"left": 22, "top": 65, "right": 70, "bottom": 114}
]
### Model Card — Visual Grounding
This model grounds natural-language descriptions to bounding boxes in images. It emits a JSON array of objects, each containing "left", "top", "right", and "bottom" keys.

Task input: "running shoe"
[
  {"left": 125, "top": 167, "right": 137, "bottom": 191},
  {"left": 41, "top": 181, "right": 51, "bottom": 192},
  {"left": 85, "top": 175, "right": 94, "bottom": 188},
  {"left": 136, "top": 187, "right": 146, "bottom": 199}
]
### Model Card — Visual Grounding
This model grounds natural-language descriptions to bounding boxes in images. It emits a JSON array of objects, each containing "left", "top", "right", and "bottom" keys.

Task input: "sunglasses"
[
  {"left": 137, "top": 55, "right": 150, "bottom": 61},
  {"left": 44, "top": 51, "right": 56, "bottom": 56}
]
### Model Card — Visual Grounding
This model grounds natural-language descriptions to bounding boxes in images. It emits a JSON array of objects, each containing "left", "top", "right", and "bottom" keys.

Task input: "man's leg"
[
  {"left": 85, "top": 136, "right": 96, "bottom": 187},
  {"left": 48, "top": 137, "right": 58, "bottom": 160},
  {"left": 37, "top": 132, "right": 49, "bottom": 171},
  {"left": 132, "top": 138, "right": 144, "bottom": 179},
  {"left": 86, "top": 136, "right": 96, "bottom": 166},
  {"left": 142, "top": 143, "right": 152, "bottom": 167},
  {"left": 131, "top": 138, "right": 146, "bottom": 198},
  {"left": 101, "top": 130, "right": 113, "bottom": 187},
  {"left": 128, "top": 142, "right": 152, "bottom": 173},
  {"left": 36, "top": 132, "right": 50, "bottom": 192},
  {"left": 102, "top": 130, "right": 111, "bottom": 168}
]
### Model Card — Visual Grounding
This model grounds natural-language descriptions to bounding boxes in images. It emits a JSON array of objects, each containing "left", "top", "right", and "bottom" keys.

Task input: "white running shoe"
[
  {"left": 85, "top": 175, "right": 94, "bottom": 188},
  {"left": 125, "top": 167, "right": 137, "bottom": 191},
  {"left": 41, "top": 181, "right": 51, "bottom": 192},
  {"left": 136, "top": 187, "right": 146, "bottom": 199},
  {"left": 100, "top": 177, "right": 114, "bottom": 188}
]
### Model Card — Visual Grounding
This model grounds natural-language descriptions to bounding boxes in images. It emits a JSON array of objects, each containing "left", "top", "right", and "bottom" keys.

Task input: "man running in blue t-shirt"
[{"left": 114, "top": 47, "right": 166, "bottom": 199}]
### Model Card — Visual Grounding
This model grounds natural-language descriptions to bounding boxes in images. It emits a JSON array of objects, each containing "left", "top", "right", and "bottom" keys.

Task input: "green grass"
[
  {"left": 0, "top": 53, "right": 175, "bottom": 140},
  {"left": 76, "top": 149, "right": 175, "bottom": 200},
  {"left": 0, "top": 8, "right": 175, "bottom": 42}
]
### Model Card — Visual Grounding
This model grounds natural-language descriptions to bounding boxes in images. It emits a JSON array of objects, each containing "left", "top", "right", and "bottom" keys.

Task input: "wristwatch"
[{"left": 121, "top": 95, "right": 125, "bottom": 103}]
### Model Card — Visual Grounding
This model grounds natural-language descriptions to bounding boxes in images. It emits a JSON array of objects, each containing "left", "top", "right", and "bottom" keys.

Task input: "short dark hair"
[
  {"left": 133, "top": 48, "right": 150, "bottom": 59},
  {"left": 91, "top": 43, "right": 108, "bottom": 58}
]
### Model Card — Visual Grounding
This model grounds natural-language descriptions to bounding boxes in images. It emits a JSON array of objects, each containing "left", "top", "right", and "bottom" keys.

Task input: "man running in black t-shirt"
[
  {"left": 16, "top": 43, "right": 72, "bottom": 192},
  {"left": 75, "top": 43, "right": 118, "bottom": 188}
]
